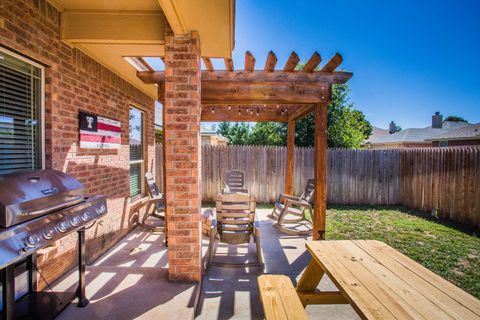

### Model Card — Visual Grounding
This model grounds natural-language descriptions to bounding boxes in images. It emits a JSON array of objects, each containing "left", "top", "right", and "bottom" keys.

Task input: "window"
[
  {"left": 0, "top": 49, "right": 43, "bottom": 174},
  {"left": 129, "top": 107, "right": 144, "bottom": 198},
  {"left": 439, "top": 140, "right": 449, "bottom": 147}
]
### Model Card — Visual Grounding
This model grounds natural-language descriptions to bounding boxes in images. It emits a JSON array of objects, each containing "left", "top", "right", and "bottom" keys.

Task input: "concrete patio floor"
[{"left": 51, "top": 208, "right": 359, "bottom": 319}]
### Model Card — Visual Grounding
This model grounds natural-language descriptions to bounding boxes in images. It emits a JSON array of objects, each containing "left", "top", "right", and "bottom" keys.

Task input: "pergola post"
[
  {"left": 285, "top": 120, "right": 296, "bottom": 195},
  {"left": 313, "top": 103, "right": 328, "bottom": 240}
]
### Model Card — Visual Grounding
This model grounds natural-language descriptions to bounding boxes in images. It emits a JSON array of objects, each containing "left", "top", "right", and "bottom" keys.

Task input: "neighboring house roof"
[
  {"left": 426, "top": 123, "right": 480, "bottom": 141},
  {"left": 201, "top": 124, "right": 217, "bottom": 136},
  {"left": 366, "top": 121, "right": 470, "bottom": 145},
  {"left": 364, "top": 127, "right": 389, "bottom": 144}
]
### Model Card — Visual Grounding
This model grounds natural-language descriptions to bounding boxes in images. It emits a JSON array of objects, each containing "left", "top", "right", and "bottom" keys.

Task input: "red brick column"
[{"left": 163, "top": 26, "right": 202, "bottom": 281}]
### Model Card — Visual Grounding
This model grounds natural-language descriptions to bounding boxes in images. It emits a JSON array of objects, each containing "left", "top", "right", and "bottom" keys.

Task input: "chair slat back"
[
  {"left": 224, "top": 170, "right": 246, "bottom": 193},
  {"left": 216, "top": 193, "right": 255, "bottom": 244},
  {"left": 145, "top": 172, "right": 160, "bottom": 198},
  {"left": 299, "top": 179, "right": 315, "bottom": 203}
]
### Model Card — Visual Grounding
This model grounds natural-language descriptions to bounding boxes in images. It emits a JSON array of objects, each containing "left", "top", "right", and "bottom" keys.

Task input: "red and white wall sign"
[{"left": 79, "top": 112, "right": 121, "bottom": 149}]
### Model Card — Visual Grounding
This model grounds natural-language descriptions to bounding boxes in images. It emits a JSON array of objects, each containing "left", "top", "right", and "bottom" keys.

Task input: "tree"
[
  {"left": 391, "top": 123, "right": 402, "bottom": 133},
  {"left": 217, "top": 122, "right": 251, "bottom": 145},
  {"left": 445, "top": 115, "right": 468, "bottom": 123},
  {"left": 248, "top": 122, "right": 287, "bottom": 146},
  {"left": 217, "top": 122, "right": 231, "bottom": 138},
  {"left": 154, "top": 127, "right": 163, "bottom": 143},
  {"left": 295, "top": 84, "right": 372, "bottom": 148}
]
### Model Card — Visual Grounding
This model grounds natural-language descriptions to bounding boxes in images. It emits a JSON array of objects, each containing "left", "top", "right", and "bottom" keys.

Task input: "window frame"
[
  {"left": 439, "top": 140, "right": 449, "bottom": 148},
  {"left": 129, "top": 105, "right": 146, "bottom": 200},
  {"left": 0, "top": 46, "right": 45, "bottom": 172}
]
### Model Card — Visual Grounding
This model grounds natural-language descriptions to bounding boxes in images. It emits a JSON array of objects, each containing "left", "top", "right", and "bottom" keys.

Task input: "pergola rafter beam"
[
  {"left": 203, "top": 57, "right": 214, "bottom": 72},
  {"left": 245, "top": 51, "right": 255, "bottom": 72},
  {"left": 284, "top": 51, "right": 300, "bottom": 71},
  {"left": 303, "top": 52, "right": 322, "bottom": 72},
  {"left": 138, "top": 49, "right": 349, "bottom": 117},
  {"left": 224, "top": 58, "right": 234, "bottom": 71},
  {"left": 264, "top": 51, "right": 278, "bottom": 72},
  {"left": 321, "top": 53, "right": 343, "bottom": 72}
]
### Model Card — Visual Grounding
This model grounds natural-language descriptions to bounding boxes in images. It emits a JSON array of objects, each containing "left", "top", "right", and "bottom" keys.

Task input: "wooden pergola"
[{"left": 137, "top": 50, "right": 352, "bottom": 240}]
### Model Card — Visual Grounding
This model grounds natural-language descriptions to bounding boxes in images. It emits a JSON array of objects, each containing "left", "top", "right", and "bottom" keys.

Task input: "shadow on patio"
[{"left": 52, "top": 230, "right": 197, "bottom": 319}]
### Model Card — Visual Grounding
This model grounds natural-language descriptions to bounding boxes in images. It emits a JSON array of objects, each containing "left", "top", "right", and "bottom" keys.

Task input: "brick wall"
[
  {"left": 432, "top": 139, "right": 480, "bottom": 147},
  {"left": 163, "top": 26, "right": 202, "bottom": 281},
  {"left": 1, "top": 0, "right": 156, "bottom": 286}
]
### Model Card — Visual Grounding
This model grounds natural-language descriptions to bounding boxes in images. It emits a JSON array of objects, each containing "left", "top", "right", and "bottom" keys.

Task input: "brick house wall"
[
  {"left": 1, "top": 0, "right": 156, "bottom": 286},
  {"left": 432, "top": 139, "right": 480, "bottom": 147}
]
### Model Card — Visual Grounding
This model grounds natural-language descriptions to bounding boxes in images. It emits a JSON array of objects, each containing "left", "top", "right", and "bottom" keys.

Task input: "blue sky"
[
  {"left": 149, "top": 1, "right": 480, "bottom": 129},
  {"left": 224, "top": 0, "right": 480, "bottom": 129}
]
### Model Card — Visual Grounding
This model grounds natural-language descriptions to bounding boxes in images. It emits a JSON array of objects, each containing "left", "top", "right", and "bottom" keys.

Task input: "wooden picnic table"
[{"left": 296, "top": 240, "right": 480, "bottom": 320}]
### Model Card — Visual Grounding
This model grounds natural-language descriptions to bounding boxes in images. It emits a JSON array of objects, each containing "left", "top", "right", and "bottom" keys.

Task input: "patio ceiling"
[
  {"left": 137, "top": 50, "right": 352, "bottom": 122},
  {"left": 50, "top": 0, "right": 235, "bottom": 99}
]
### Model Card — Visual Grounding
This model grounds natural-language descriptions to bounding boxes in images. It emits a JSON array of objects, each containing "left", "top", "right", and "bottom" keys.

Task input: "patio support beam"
[
  {"left": 163, "top": 25, "right": 202, "bottom": 281},
  {"left": 289, "top": 104, "right": 315, "bottom": 121},
  {"left": 61, "top": 12, "right": 166, "bottom": 44},
  {"left": 285, "top": 120, "right": 296, "bottom": 195},
  {"left": 313, "top": 102, "right": 328, "bottom": 240},
  {"left": 138, "top": 70, "right": 352, "bottom": 85}
]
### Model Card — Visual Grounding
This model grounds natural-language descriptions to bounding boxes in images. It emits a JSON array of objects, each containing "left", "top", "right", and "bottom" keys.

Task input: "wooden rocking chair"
[
  {"left": 143, "top": 172, "right": 166, "bottom": 234},
  {"left": 207, "top": 192, "right": 263, "bottom": 268},
  {"left": 222, "top": 170, "right": 248, "bottom": 194},
  {"left": 269, "top": 179, "right": 315, "bottom": 235}
]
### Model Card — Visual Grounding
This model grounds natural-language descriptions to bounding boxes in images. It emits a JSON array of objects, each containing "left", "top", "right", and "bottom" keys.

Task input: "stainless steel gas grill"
[{"left": 0, "top": 169, "right": 108, "bottom": 320}]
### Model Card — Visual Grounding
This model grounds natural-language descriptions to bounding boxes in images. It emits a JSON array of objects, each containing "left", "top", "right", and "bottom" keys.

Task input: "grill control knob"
[
  {"left": 43, "top": 227, "right": 55, "bottom": 240},
  {"left": 57, "top": 221, "right": 69, "bottom": 233},
  {"left": 25, "top": 235, "right": 39, "bottom": 247},
  {"left": 81, "top": 211, "right": 92, "bottom": 222},
  {"left": 70, "top": 216, "right": 81, "bottom": 227}
]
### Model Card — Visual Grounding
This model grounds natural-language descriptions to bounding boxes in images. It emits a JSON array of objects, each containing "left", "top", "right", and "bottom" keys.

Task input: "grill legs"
[{"left": 76, "top": 228, "right": 89, "bottom": 308}]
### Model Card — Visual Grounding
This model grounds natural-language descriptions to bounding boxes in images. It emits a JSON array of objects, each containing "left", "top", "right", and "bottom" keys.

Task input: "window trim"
[
  {"left": 0, "top": 46, "right": 45, "bottom": 170},
  {"left": 129, "top": 105, "right": 146, "bottom": 199}
]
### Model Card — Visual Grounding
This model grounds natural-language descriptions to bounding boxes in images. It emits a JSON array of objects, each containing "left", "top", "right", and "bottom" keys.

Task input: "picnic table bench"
[{"left": 259, "top": 240, "right": 480, "bottom": 320}]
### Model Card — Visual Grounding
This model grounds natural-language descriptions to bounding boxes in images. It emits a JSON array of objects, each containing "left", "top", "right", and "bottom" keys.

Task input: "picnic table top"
[{"left": 305, "top": 240, "right": 480, "bottom": 320}]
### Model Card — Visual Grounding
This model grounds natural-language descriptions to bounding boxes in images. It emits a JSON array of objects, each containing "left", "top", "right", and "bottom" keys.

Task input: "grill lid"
[{"left": 0, "top": 169, "right": 84, "bottom": 227}]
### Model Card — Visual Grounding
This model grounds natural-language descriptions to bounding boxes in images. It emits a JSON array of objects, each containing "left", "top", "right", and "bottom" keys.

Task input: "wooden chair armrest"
[
  {"left": 286, "top": 199, "right": 312, "bottom": 209},
  {"left": 278, "top": 194, "right": 300, "bottom": 202}
]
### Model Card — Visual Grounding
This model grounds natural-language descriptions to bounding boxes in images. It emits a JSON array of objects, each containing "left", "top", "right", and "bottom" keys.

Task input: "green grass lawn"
[{"left": 325, "top": 206, "right": 480, "bottom": 299}]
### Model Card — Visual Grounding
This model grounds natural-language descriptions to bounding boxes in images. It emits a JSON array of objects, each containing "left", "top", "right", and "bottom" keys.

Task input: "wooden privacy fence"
[
  {"left": 199, "top": 146, "right": 400, "bottom": 205},
  {"left": 156, "top": 145, "right": 480, "bottom": 228},
  {"left": 400, "top": 147, "right": 480, "bottom": 228}
]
